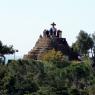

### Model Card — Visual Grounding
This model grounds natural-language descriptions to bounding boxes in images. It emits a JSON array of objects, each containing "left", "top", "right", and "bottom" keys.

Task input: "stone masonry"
[{"left": 24, "top": 23, "right": 79, "bottom": 60}]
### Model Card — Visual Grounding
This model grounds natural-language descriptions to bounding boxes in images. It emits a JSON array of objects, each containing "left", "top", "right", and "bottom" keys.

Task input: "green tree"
[
  {"left": 72, "top": 30, "right": 94, "bottom": 56},
  {"left": 0, "top": 59, "right": 94, "bottom": 95},
  {"left": 92, "top": 32, "right": 95, "bottom": 57},
  {"left": 72, "top": 41, "right": 80, "bottom": 53},
  {"left": 0, "top": 41, "right": 15, "bottom": 64},
  {"left": 41, "top": 49, "right": 64, "bottom": 62}
]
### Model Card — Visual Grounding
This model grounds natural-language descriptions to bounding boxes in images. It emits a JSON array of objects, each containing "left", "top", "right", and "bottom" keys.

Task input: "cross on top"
[{"left": 51, "top": 22, "right": 56, "bottom": 27}]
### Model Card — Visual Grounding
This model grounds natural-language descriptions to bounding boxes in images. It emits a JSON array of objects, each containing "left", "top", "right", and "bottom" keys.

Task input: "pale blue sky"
[{"left": 0, "top": 0, "right": 95, "bottom": 56}]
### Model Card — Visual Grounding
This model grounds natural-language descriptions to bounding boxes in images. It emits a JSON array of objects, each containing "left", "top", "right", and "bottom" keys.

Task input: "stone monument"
[{"left": 24, "top": 23, "right": 79, "bottom": 60}]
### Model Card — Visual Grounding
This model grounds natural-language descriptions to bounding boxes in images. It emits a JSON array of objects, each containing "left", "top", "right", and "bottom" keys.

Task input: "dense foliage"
[
  {"left": 41, "top": 49, "right": 64, "bottom": 62},
  {"left": 0, "top": 41, "right": 15, "bottom": 64},
  {"left": 0, "top": 59, "right": 95, "bottom": 95},
  {"left": 72, "top": 30, "right": 94, "bottom": 56},
  {"left": 1, "top": 31, "right": 95, "bottom": 95},
  {"left": 92, "top": 32, "right": 95, "bottom": 57}
]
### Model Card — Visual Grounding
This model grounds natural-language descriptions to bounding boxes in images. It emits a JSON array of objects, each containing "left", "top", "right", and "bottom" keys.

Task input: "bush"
[
  {"left": 0, "top": 59, "right": 94, "bottom": 94},
  {"left": 41, "top": 49, "right": 64, "bottom": 62}
]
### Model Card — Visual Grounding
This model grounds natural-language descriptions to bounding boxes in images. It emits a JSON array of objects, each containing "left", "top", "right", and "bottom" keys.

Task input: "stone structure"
[{"left": 24, "top": 23, "right": 79, "bottom": 60}]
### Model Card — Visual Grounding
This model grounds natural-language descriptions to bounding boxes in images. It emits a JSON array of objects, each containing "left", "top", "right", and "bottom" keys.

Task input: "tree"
[
  {"left": 72, "top": 30, "right": 94, "bottom": 56},
  {"left": 41, "top": 49, "right": 64, "bottom": 62},
  {"left": 92, "top": 32, "right": 95, "bottom": 57},
  {"left": 0, "top": 41, "right": 15, "bottom": 64},
  {"left": 72, "top": 41, "right": 80, "bottom": 53}
]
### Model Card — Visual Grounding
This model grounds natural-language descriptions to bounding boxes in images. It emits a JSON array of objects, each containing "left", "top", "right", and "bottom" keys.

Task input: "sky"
[{"left": 0, "top": 0, "right": 95, "bottom": 57}]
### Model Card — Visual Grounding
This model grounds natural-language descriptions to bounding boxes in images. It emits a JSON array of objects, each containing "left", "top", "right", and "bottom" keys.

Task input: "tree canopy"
[
  {"left": 41, "top": 49, "right": 64, "bottom": 62},
  {"left": 92, "top": 32, "right": 95, "bottom": 57},
  {"left": 72, "top": 30, "right": 94, "bottom": 56},
  {"left": 0, "top": 58, "right": 94, "bottom": 95},
  {"left": 0, "top": 41, "right": 15, "bottom": 64}
]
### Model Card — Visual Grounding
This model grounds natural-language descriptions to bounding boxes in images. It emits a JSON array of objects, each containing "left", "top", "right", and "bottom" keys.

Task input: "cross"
[{"left": 51, "top": 22, "right": 56, "bottom": 27}]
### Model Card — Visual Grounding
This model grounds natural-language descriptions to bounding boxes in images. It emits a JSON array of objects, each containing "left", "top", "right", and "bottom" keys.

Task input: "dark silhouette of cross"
[{"left": 51, "top": 22, "right": 56, "bottom": 27}]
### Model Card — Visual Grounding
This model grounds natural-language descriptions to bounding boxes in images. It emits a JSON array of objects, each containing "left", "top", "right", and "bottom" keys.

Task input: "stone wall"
[
  {"left": 23, "top": 23, "right": 79, "bottom": 60},
  {"left": 23, "top": 35, "right": 71, "bottom": 60}
]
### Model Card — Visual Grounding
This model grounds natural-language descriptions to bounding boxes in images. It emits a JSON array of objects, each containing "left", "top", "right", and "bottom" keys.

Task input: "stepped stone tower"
[{"left": 24, "top": 23, "right": 79, "bottom": 60}]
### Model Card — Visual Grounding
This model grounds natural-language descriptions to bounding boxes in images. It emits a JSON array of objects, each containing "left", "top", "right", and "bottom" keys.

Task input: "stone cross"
[{"left": 51, "top": 22, "right": 56, "bottom": 27}]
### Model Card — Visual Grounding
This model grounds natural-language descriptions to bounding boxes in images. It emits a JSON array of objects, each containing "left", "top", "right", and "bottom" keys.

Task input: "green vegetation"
[
  {"left": 72, "top": 30, "right": 94, "bottom": 56},
  {"left": 0, "top": 58, "right": 94, "bottom": 95},
  {"left": 41, "top": 49, "right": 64, "bottom": 62},
  {"left": 0, "top": 30, "right": 95, "bottom": 95},
  {"left": 0, "top": 41, "right": 15, "bottom": 64},
  {"left": 92, "top": 32, "right": 95, "bottom": 57}
]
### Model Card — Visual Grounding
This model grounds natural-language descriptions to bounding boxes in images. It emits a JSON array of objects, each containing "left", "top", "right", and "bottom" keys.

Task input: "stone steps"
[{"left": 23, "top": 36, "right": 71, "bottom": 60}]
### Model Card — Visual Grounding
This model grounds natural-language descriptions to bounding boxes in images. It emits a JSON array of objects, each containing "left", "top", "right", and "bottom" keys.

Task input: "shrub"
[{"left": 41, "top": 49, "right": 64, "bottom": 62}]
